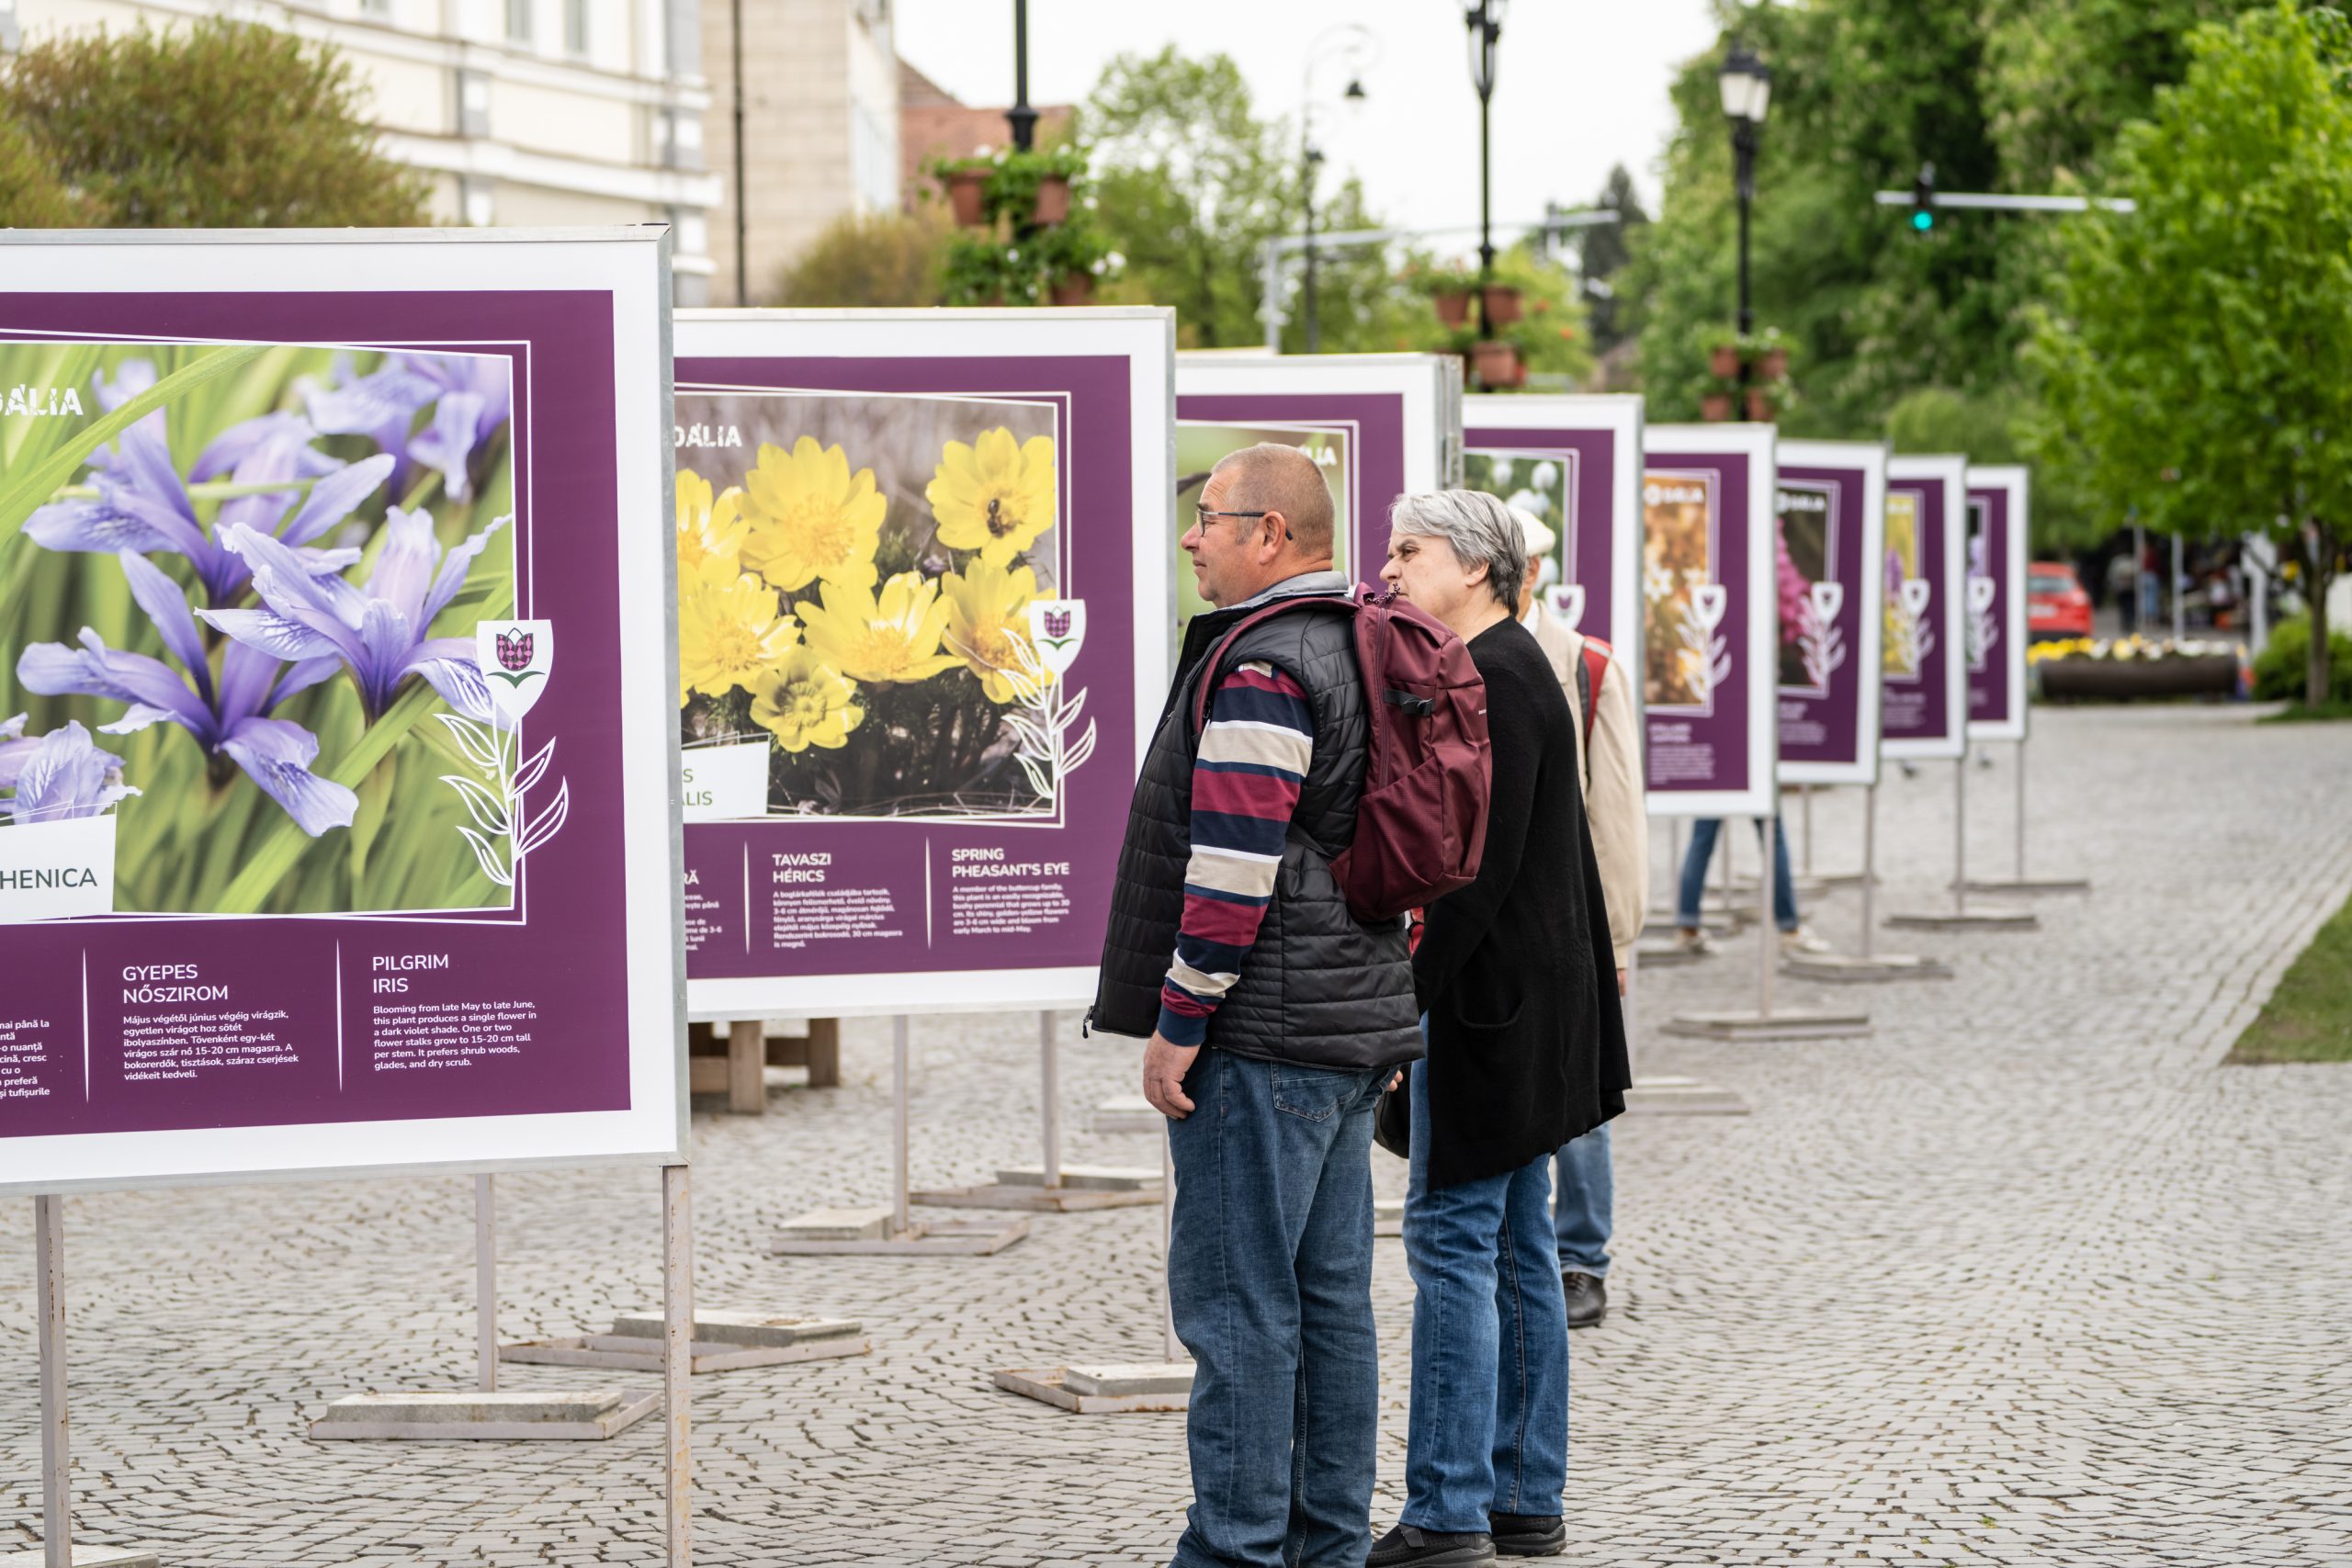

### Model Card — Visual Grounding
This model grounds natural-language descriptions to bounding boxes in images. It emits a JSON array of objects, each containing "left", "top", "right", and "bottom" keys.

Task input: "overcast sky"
[{"left": 892, "top": 1, "right": 1723, "bottom": 263}]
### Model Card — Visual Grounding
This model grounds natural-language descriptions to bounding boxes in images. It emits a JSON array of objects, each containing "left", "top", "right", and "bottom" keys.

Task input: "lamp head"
[{"left": 1718, "top": 47, "right": 1773, "bottom": 127}]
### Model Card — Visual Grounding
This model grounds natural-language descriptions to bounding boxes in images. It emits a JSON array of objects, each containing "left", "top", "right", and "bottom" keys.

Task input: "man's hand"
[
  {"left": 1617, "top": 966, "right": 1628, "bottom": 998},
  {"left": 1143, "top": 1032, "right": 1200, "bottom": 1119}
]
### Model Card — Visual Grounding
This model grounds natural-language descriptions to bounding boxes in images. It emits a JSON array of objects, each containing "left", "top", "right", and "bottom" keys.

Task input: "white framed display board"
[
  {"left": 1963, "top": 465, "right": 2031, "bottom": 743},
  {"left": 671, "top": 309, "right": 1176, "bottom": 1021},
  {"left": 1883, "top": 455, "right": 1970, "bottom": 761},
  {"left": 1462, "top": 393, "right": 1643, "bottom": 651},
  {"left": 0, "top": 228, "right": 684, "bottom": 1196},
  {"left": 1638, "top": 423, "right": 1780, "bottom": 820},
  {"left": 1775, "top": 440, "right": 1888, "bottom": 786}
]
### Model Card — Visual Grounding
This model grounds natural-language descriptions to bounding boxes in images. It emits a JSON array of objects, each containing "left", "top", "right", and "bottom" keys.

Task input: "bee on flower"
[{"left": 926, "top": 427, "right": 1057, "bottom": 568}]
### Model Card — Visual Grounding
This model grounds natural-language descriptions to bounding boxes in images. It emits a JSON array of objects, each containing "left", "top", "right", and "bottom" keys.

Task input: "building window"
[
  {"left": 563, "top": 0, "right": 588, "bottom": 57},
  {"left": 358, "top": 0, "right": 390, "bottom": 17},
  {"left": 461, "top": 177, "right": 495, "bottom": 228},
  {"left": 505, "top": 0, "right": 531, "bottom": 46},
  {"left": 454, "top": 69, "right": 492, "bottom": 138}
]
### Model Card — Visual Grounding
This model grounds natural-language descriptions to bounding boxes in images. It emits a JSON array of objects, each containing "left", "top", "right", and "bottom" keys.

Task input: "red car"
[{"left": 2029, "top": 560, "right": 2094, "bottom": 640}]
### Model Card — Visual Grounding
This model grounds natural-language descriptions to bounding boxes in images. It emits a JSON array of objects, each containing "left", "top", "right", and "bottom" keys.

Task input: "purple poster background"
[
  {"left": 1884, "top": 474, "right": 1955, "bottom": 746},
  {"left": 0, "top": 290, "right": 637, "bottom": 1141},
  {"left": 1966, "top": 482, "right": 2013, "bottom": 729},
  {"left": 1777, "top": 464, "right": 1867, "bottom": 769},
  {"left": 1464, "top": 427, "right": 1621, "bottom": 646},
  {"left": 1182, "top": 392, "right": 1405, "bottom": 583},
  {"left": 1644, "top": 451, "right": 1755, "bottom": 799},
  {"left": 677, "top": 355, "right": 1136, "bottom": 983}
]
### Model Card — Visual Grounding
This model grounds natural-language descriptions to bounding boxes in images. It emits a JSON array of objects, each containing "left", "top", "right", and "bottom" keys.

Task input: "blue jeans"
[
  {"left": 1401, "top": 1058, "right": 1569, "bottom": 1531},
  {"left": 1676, "top": 816, "right": 1797, "bottom": 931},
  {"left": 1165, "top": 1049, "right": 1388, "bottom": 1568},
  {"left": 1552, "top": 1124, "right": 1612, "bottom": 1279}
]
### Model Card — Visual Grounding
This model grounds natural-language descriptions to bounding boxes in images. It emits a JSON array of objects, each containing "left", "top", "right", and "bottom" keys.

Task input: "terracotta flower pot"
[
  {"left": 1709, "top": 344, "right": 1742, "bottom": 378},
  {"left": 946, "top": 169, "right": 989, "bottom": 228},
  {"left": 1481, "top": 285, "right": 1524, "bottom": 327},
  {"left": 1757, "top": 346, "right": 1788, "bottom": 379},
  {"left": 1701, "top": 392, "right": 1736, "bottom": 423},
  {"left": 1032, "top": 175, "right": 1071, "bottom": 226},
  {"left": 1433, "top": 288, "right": 1474, "bottom": 329},
  {"left": 1470, "top": 338, "right": 1521, "bottom": 389},
  {"left": 1049, "top": 272, "right": 1096, "bottom": 308},
  {"left": 1746, "top": 387, "right": 1776, "bottom": 422}
]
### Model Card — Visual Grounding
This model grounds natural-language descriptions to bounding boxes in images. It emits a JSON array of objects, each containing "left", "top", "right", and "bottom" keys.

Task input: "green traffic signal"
[{"left": 1912, "top": 209, "right": 1935, "bottom": 231}]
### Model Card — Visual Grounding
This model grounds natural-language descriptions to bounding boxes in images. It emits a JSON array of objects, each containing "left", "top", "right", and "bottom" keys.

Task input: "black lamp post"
[
  {"left": 1718, "top": 46, "right": 1773, "bottom": 355},
  {"left": 1006, "top": 0, "right": 1037, "bottom": 152},
  {"left": 1301, "top": 26, "right": 1373, "bottom": 354},
  {"left": 1464, "top": 1, "right": 1506, "bottom": 338}
]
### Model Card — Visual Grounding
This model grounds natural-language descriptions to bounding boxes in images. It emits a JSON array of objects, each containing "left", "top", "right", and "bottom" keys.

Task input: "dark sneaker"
[
  {"left": 1488, "top": 1512, "right": 1566, "bottom": 1558},
  {"left": 1368, "top": 1522, "right": 1498, "bottom": 1568},
  {"left": 1563, "top": 1270, "right": 1607, "bottom": 1329}
]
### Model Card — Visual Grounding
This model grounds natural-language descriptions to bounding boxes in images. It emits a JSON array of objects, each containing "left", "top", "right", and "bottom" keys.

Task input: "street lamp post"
[
  {"left": 1464, "top": 2, "right": 1507, "bottom": 339},
  {"left": 1718, "top": 47, "right": 1773, "bottom": 366},
  {"left": 1300, "top": 25, "right": 1374, "bottom": 354},
  {"left": 1006, "top": 0, "right": 1037, "bottom": 152}
]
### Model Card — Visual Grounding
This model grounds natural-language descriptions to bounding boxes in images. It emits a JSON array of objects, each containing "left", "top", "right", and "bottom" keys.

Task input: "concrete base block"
[
  {"left": 499, "top": 1309, "right": 871, "bottom": 1374},
  {"left": 1062, "top": 1362, "right": 1196, "bottom": 1397},
  {"left": 911, "top": 1181, "right": 1163, "bottom": 1213},
  {"left": 996, "top": 1163, "right": 1158, "bottom": 1191},
  {"left": 2, "top": 1548, "right": 162, "bottom": 1567},
  {"left": 604, "top": 1310, "right": 863, "bottom": 1348},
  {"left": 774, "top": 1205, "right": 894, "bottom": 1242},
  {"left": 1374, "top": 1197, "right": 1402, "bottom": 1238},
  {"left": 771, "top": 1216, "right": 1029, "bottom": 1257},
  {"left": 1623, "top": 1076, "right": 1750, "bottom": 1115},
  {"left": 1634, "top": 937, "right": 1704, "bottom": 967},
  {"left": 1660, "top": 1008, "right": 1872, "bottom": 1042},
  {"left": 1884, "top": 906, "right": 2039, "bottom": 932},
  {"left": 309, "top": 1387, "right": 659, "bottom": 1440},
  {"left": 1091, "top": 1093, "right": 1160, "bottom": 1134},
  {"left": 1805, "top": 869, "right": 1876, "bottom": 889},
  {"left": 1956, "top": 875, "right": 2091, "bottom": 896},
  {"left": 993, "top": 1364, "right": 1193, "bottom": 1414},
  {"left": 1781, "top": 951, "right": 1953, "bottom": 983}
]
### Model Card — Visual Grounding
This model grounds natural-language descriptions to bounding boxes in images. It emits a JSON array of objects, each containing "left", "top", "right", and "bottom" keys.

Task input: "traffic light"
[{"left": 1911, "top": 162, "right": 1937, "bottom": 233}]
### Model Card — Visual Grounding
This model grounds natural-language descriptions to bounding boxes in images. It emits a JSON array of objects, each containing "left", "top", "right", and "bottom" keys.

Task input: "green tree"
[
  {"left": 2029, "top": 2, "right": 2352, "bottom": 705},
  {"left": 777, "top": 208, "right": 949, "bottom": 307},
  {"left": 1076, "top": 46, "right": 1400, "bottom": 352},
  {"left": 1577, "top": 164, "right": 1649, "bottom": 354},
  {"left": 1, "top": 18, "right": 424, "bottom": 227},
  {"left": 0, "top": 113, "right": 81, "bottom": 226}
]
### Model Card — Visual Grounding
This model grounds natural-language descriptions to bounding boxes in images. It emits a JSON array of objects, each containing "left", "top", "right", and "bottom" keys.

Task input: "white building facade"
[{"left": 2, "top": 0, "right": 723, "bottom": 300}]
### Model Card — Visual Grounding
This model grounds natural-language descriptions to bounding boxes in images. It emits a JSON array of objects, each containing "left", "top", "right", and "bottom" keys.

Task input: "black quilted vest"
[{"left": 1088, "top": 587, "right": 1423, "bottom": 1070}]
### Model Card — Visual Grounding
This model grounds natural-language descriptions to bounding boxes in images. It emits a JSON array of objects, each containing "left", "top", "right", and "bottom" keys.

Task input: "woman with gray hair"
[{"left": 1370, "top": 491, "right": 1629, "bottom": 1568}]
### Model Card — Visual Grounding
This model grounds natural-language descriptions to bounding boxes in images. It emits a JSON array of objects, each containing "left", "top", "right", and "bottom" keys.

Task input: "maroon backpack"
[{"left": 1190, "top": 584, "right": 1493, "bottom": 923}]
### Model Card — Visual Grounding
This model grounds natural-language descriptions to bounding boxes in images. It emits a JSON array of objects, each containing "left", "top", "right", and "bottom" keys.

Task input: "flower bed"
[{"left": 2028, "top": 636, "right": 2245, "bottom": 701}]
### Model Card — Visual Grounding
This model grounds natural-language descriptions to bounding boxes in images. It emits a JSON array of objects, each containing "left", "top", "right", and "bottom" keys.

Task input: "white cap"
[{"left": 1511, "top": 505, "right": 1556, "bottom": 559}]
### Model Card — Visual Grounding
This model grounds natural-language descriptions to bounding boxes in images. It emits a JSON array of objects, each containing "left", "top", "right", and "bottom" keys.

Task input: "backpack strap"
[
  {"left": 1577, "top": 635, "right": 1613, "bottom": 746},
  {"left": 1187, "top": 594, "right": 1357, "bottom": 735}
]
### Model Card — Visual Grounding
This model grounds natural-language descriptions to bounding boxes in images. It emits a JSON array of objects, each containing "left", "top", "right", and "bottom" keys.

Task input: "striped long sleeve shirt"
[{"left": 1156, "top": 659, "right": 1317, "bottom": 1045}]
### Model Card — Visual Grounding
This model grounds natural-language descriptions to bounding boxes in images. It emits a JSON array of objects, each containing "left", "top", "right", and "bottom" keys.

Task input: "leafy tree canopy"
[
  {"left": 776, "top": 208, "right": 949, "bottom": 308},
  {"left": 2028, "top": 1, "right": 2352, "bottom": 704},
  {"left": 0, "top": 18, "right": 424, "bottom": 228}
]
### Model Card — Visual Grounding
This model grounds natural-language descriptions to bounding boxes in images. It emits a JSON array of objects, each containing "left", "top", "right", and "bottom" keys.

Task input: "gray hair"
[{"left": 1387, "top": 490, "right": 1526, "bottom": 610}]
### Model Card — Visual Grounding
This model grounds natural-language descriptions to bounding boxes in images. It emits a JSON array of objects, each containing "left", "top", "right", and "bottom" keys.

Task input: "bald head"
[{"left": 1213, "top": 442, "right": 1335, "bottom": 559}]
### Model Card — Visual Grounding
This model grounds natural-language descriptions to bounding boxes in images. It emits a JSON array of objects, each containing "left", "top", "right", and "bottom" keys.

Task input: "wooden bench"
[{"left": 685, "top": 1019, "right": 841, "bottom": 1112}]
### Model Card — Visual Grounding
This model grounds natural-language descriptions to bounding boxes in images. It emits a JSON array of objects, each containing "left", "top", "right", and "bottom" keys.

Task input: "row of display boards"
[{"left": 0, "top": 230, "right": 2045, "bottom": 1563}]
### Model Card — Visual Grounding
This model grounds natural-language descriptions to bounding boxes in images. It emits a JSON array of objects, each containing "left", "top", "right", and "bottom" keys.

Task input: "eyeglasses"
[{"left": 1193, "top": 506, "right": 1293, "bottom": 541}]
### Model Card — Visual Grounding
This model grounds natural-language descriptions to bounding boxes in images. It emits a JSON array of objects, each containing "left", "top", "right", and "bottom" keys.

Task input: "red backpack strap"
[
  {"left": 1577, "top": 636, "right": 1613, "bottom": 745},
  {"left": 1187, "top": 596, "right": 1352, "bottom": 734}
]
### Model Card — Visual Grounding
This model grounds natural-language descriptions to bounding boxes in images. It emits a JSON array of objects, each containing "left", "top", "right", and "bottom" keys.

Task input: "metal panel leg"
[
  {"left": 805, "top": 1017, "right": 842, "bottom": 1088},
  {"left": 662, "top": 1165, "right": 693, "bottom": 1567},
  {"left": 475, "top": 1175, "right": 497, "bottom": 1392},
  {"left": 37, "top": 1195, "right": 71, "bottom": 1568},
  {"left": 727, "top": 1019, "right": 764, "bottom": 1114}
]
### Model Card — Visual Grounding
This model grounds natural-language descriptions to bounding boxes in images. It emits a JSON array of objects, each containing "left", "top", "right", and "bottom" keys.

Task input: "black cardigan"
[{"left": 1412, "top": 615, "right": 1630, "bottom": 1189}]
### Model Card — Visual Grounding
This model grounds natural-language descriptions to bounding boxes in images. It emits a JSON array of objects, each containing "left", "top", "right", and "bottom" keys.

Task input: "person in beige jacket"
[{"left": 1514, "top": 508, "right": 1645, "bottom": 1328}]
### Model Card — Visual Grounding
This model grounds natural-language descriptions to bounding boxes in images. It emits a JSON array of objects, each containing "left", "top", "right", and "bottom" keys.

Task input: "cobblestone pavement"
[{"left": 5, "top": 704, "right": 2350, "bottom": 1566}]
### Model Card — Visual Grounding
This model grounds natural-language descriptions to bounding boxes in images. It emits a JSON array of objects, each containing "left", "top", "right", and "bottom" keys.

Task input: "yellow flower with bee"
[{"left": 926, "top": 427, "right": 1057, "bottom": 567}]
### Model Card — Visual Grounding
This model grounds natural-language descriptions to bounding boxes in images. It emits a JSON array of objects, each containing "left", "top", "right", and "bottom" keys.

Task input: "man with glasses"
[{"left": 1091, "top": 443, "right": 1420, "bottom": 1568}]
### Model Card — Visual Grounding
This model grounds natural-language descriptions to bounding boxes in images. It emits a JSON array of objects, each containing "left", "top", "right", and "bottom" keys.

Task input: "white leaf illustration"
[{"left": 457, "top": 825, "right": 514, "bottom": 887}]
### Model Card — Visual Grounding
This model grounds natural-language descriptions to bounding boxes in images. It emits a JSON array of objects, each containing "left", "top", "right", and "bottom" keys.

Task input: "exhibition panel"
[
  {"left": 1774, "top": 440, "right": 1889, "bottom": 785},
  {"left": 1462, "top": 394, "right": 1644, "bottom": 649}
]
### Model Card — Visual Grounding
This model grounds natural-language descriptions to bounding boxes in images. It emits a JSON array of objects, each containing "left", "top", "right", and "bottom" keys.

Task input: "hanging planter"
[
  {"left": 1048, "top": 272, "right": 1096, "bottom": 308},
  {"left": 1433, "top": 288, "right": 1474, "bottom": 329},
  {"left": 1745, "top": 387, "right": 1777, "bottom": 422},
  {"left": 1757, "top": 346, "right": 1789, "bottom": 380},
  {"left": 1709, "top": 343, "right": 1742, "bottom": 378},
  {"left": 1031, "top": 175, "right": 1072, "bottom": 226},
  {"left": 945, "top": 168, "right": 990, "bottom": 228},
  {"left": 1481, "top": 284, "right": 1524, "bottom": 327},
  {"left": 1470, "top": 338, "right": 1521, "bottom": 389},
  {"left": 1701, "top": 392, "right": 1736, "bottom": 423}
]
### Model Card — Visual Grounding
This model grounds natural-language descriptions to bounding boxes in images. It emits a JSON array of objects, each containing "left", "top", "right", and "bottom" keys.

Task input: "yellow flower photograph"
[
  {"left": 749, "top": 647, "right": 864, "bottom": 753},
  {"left": 940, "top": 559, "right": 1040, "bottom": 703},
  {"left": 795, "top": 571, "right": 966, "bottom": 686},
  {"left": 671, "top": 389, "right": 1070, "bottom": 820},
  {"left": 927, "top": 427, "right": 1057, "bottom": 567},
  {"left": 679, "top": 558, "right": 798, "bottom": 705},
  {"left": 675, "top": 468, "right": 746, "bottom": 575},
  {"left": 740, "top": 435, "right": 886, "bottom": 593}
]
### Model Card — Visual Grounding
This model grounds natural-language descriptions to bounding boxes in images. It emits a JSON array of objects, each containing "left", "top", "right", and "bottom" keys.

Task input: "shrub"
[{"left": 2251, "top": 615, "right": 2352, "bottom": 704}]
